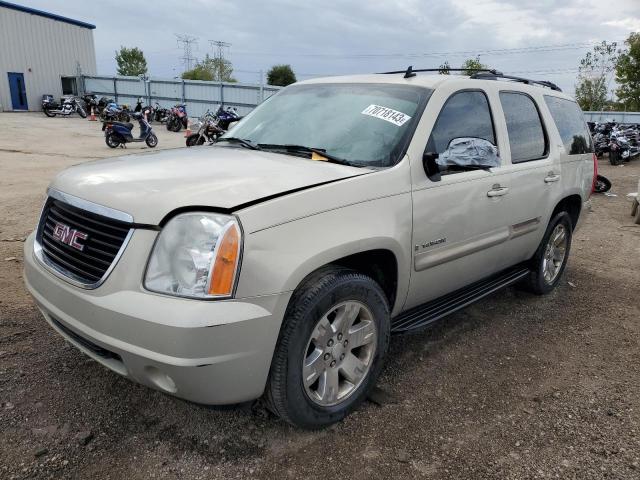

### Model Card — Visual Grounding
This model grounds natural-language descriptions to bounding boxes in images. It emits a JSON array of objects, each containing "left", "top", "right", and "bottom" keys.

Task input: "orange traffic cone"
[
  {"left": 184, "top": 119, "right": 191, "bottom": 137},
  {"left": 88, "top": 106, "right": 97, "bottom": 121}
]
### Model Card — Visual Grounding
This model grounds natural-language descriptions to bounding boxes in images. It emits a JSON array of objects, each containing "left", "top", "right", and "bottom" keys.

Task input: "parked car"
[{"left": 24, "top": 70, "right": 595, "bottom": 428}]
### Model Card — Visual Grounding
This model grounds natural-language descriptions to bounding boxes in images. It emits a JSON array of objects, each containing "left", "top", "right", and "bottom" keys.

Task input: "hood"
[{"left": 51, "top": 146, "right": 370, "bottom": 225}]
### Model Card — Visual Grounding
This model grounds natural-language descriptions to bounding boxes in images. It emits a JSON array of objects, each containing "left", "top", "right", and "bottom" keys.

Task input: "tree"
[
  {"left": 574, "top": 41, "right": 619, "bottom": 111},
  {"left": 267, "top": 64, "right": 297, "bottom": 86},
  {"left": 575, "top": 77, "right": 607, "bottom": 111},
  {"left": 460, "top": 56, "right": 488, "bottom": 76},
  {"left": 182, "top": 55, "right": 236, "bottom": 82},
  {"left": 115, "top": 47, "right": 148, "bottom": 76},
  {"left": 615, "top": 32, "right": 640, "bottom": 111}
]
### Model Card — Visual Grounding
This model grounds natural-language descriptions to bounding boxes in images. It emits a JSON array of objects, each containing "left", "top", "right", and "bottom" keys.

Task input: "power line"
[
  {"left": 175, "top": 34, "right": 198, "bottom": 72},
  {"left": 209, "top": 40, "right": 231, "bottom": 62}
]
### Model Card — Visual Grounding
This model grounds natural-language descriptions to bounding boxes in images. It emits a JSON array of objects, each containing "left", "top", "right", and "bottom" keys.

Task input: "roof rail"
[
  {"left": 380, "top": 65, "right": 502, "bottom": 78},
  {"left": 469, "top": 71, "right": 562, "bottom": 92}
]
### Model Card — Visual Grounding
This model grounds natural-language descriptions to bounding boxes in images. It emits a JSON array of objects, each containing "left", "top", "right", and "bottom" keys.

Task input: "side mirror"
[
  {"left": 423, "top": 152, "right": 441, "bottom": 182},
  {"left": 439, "top": 137, "right": 500, "bottom": 170}
]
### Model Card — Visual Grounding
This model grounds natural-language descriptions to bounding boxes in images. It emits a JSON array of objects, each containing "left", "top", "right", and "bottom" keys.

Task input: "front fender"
[{"left": 234, "top": 193, "right": 412, "bottom": 317}]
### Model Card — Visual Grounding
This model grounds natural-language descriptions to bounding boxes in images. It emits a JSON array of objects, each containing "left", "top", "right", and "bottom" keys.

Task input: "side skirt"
[{"left": 391, "top": 265, "right": 530, "bottom": 334}]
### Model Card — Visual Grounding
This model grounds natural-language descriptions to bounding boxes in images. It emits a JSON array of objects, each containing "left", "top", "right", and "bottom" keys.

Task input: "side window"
[
  {"left": 544, "top": 95, "right": 593, "bottom": 155},
  {"left": 426, "top": 91, "right": 497, "bottom": 175},
  {"left": 500, "top": 92, "right": 547, "bottom": 163}
]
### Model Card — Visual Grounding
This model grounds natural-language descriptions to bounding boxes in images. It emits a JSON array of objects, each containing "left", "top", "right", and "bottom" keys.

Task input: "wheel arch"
[{"left": 550, "top": 194, "right": 582, "bottom": 229}]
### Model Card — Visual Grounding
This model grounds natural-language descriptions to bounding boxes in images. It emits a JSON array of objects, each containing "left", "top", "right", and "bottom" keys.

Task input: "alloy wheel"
[{"left": 542, "top": 224, "right": 567, "bottom": 284}]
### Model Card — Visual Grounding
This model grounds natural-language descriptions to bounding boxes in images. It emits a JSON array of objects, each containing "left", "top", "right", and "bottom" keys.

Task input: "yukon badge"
[{"left": 52, "top": 222, "right": 88, "bottom": 251}]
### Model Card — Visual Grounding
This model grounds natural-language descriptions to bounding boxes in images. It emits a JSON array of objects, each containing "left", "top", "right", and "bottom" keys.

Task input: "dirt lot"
[{"left": 1, "top": 112, "right": 640, "bottom": 479}]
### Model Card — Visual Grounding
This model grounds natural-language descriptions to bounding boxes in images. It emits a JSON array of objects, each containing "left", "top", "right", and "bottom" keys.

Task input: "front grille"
[{"left": 36, "top": 196, "right": 132, "bottom": 287}]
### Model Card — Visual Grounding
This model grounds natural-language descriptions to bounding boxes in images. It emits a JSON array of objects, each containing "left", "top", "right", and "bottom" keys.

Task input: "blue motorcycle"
[{"left": 103, "top": 112, "right": 158, "bottom": 149}]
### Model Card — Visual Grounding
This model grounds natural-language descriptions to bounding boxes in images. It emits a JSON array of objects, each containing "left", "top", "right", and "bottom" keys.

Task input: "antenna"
[{"left": 175, "top": 34, "right": 198, "bottom": 72}]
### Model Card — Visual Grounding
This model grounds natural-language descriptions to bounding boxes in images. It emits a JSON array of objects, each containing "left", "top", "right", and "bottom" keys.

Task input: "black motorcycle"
[
  {"left": 42, "top": 95, "right": 87, "bottom": 118},
  {"left": 152, "top": 102, "right": 170, "bottom": 123}
]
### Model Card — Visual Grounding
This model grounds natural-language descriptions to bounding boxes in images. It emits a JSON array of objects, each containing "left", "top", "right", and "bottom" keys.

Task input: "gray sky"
[{"left": 20, "top": 0, "right": 640, "bottom": 95}]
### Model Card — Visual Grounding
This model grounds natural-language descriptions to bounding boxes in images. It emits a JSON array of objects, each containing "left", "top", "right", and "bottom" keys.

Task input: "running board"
[{"left": 391, "top": 265, "right": 530, "bottom": 333}]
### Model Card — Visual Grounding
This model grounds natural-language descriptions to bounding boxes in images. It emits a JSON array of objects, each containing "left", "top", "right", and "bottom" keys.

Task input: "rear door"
[
  {"left": 494, "top": 90, "right": 560, "bottom": 262},
  {"left": 405, "top": 86, "right": 513, "bottom": 310}
]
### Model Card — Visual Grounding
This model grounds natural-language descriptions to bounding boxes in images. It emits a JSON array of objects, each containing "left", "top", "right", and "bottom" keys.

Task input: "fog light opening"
[{"left": 144, "top": 366, "right": 177, "bottom": 393}]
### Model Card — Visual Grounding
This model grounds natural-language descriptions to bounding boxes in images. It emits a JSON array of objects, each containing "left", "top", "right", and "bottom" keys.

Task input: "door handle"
[
  {"left": 544, "top": 173, "right": 561, "bottom": 183},
  {"left": 487, "top": 185, "right": 509, "bottom": 197}
]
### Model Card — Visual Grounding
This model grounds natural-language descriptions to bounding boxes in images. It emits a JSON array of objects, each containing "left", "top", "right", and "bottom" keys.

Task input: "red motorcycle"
[{"left": 165, "top": 103, "right": 188, "bottom": 132}]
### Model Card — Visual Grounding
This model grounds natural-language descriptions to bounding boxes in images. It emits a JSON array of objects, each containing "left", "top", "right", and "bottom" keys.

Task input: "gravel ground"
[{"left": 1, "top": 112, "right": 640, "bottom": 479}]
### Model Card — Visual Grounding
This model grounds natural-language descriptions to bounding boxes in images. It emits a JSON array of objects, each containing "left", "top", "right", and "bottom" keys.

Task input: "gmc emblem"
[{"left": 52, "top": 222, "right": 88, "bottom": 251}]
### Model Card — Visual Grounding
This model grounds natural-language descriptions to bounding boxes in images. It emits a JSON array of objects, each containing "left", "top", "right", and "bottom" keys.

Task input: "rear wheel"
[
  {"left": 145, "top": 133, "right": 158, "bottom": 148},
  {"left": 522, "top": 212, "right": 572, "bottom": 295},
  {"left": 265, "top": 267, "right": 390, "bottom": 428},
  {"left": 105, "top": 133, "right": 122, "bottom": 148}
]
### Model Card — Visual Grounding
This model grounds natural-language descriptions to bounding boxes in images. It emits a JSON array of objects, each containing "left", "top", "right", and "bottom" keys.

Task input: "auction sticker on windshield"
[{"left": 361, "top": 105, "right": 411, "bottom": 127}]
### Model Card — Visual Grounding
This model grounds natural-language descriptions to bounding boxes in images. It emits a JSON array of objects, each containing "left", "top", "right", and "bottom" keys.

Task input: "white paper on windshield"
[{"left": 361, "top": 104, "right": 411, "bottom": 127}]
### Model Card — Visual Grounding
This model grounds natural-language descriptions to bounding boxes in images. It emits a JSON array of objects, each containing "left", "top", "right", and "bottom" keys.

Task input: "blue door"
[{"left": 8, "top": 72, "right": 28, "bottom": 110}]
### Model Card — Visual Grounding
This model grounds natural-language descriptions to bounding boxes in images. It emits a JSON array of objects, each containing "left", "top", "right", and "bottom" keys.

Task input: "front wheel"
[
  {"left": 186, "top": 134, "right": 205, "bottom": 147},
  {"left": 105, "top": 132, "right": 122, "bottom": 148},
  {"left": 77, "top": 106, "right": 87, "bottom": 118},
  {"left": 265, "top": 267, "right": 390, "bottom": 428},
  {"left": 522, "top": 211, "right": 572, "bottom": 295},
  {"left": 145, "top": 133, "right": 158, "bottom": 148},
  {"left": 43, "top": 108, "right": 56, "bottom": 117}
]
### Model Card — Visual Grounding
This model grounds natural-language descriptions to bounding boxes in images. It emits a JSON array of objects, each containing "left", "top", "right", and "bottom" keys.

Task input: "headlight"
[{"left": 144, "top": 212, "right": 242, "bottom": 299}]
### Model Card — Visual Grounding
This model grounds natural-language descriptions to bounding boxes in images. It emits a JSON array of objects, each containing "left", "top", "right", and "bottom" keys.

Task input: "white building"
[{"left": 0, "top": 1, "right": 96, "bottom": 111}]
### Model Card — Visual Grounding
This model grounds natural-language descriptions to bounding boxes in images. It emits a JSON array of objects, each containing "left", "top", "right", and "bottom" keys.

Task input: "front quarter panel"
[{"left": 235, "top": 192, "right": 413, "bottom": 317}]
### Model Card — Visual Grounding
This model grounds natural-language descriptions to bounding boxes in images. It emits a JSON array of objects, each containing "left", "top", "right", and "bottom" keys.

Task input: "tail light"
[{"left": 591, "top": 153, "right": 598, "bottom": 196}]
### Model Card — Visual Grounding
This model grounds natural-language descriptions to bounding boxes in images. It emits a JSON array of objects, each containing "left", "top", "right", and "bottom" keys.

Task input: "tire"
[
  {"left": 594, "top": 174, "right": 611, "bottom": 193},
  {"left": 522, "top": 212, "right": 573, "bottom": 295},
  {"left": 105, "top": 133, "right": 122, "bottom": 148},
  {"left": 145, "top": 133, "right": 158, "bottom": 148},
  {"left": 43, "top": 108, "right": 56, "bottom": 117},
  {"left": 77, "top": 107, "right": 87, "bottom": 118},
  {"left": 186, "top": 134, "right": 205, "bottom": 147},
  {"left": 265, "top": 266, "right": 390, "bottom": 429},
  {"left": 167, "top": 118, "right": 181, "bottom": 132}
]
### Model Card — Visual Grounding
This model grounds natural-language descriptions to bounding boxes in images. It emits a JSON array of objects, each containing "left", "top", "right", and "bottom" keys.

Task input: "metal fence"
[
  {"left": 583, "top": 111, "right": 640, "bottom": 124},
  {"left": 81, "top": 75, "right": 281, "bottom": 118}
]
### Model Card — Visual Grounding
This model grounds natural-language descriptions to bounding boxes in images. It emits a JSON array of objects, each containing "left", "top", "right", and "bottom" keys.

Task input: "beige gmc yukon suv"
[{"left": 24, "top": 69, "right": 596, "bottom": 428}]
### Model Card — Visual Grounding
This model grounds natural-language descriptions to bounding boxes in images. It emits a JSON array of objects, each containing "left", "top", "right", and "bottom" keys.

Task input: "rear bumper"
[{"left": 24, "top": 231, "right": 291, "bottom": 405}]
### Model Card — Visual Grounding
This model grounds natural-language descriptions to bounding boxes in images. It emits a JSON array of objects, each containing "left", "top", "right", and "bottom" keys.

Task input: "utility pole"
[
  {"left": 208, "top": 40, "right": 231, "bottom": 62},
  {"left": 175, "top": 34, "right": 198, "bottom": 72}
]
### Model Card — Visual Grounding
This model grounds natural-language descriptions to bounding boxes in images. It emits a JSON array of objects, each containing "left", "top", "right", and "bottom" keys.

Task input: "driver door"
[{"left": 405, "top": 87, "right": 513, "bottom": 310}]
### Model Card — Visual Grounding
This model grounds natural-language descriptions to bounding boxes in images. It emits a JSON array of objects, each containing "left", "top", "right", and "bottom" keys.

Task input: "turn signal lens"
[{"left": 208, "top": 223, "right": 241, "bottom": 296}]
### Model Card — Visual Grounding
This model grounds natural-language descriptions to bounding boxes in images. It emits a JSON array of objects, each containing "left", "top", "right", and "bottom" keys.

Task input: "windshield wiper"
[
  {"left": 216, "top": 137, "right": 262, "bottom": 150},
  {"left": 257, "top": 144, "right": 363, "bottom": 167}
]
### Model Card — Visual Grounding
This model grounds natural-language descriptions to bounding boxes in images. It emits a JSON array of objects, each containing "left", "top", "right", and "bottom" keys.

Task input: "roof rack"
[
  {"left": 380, "top": 65, "right": 502, "bottom": 78},
  {"left": 469, "top": 71, "right": 562, "bottom": 92},
  {"left": 379, "top": 65, "right": 562, "bottom": 92}
]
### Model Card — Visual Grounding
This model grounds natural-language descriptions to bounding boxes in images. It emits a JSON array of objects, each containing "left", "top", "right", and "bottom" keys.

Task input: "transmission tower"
[
  {"left": 209, "top": 40, "right": 231, "bottom": 61},
  {"left": 175, "top": 34, "right": 198, "bottom": 71}
]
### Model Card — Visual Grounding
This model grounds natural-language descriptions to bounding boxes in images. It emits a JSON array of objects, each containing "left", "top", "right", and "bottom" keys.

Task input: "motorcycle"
[
  {"left": 186, "top": 113, "right": 225, "bottom": 146},
  {"left": 152, "top": 102, "right": 170, "bottom": 123},
  {"left": 214, "top": 105, "right": 242, "bottom": 130},
  {"left": 103, "top": 111, "right": 158, "bottom": 149},
  {"left": 100, "top": 102, "right": 130, "bottom": 123},
  {"left": 165, "top": 103, "right": 188, "bottom": 132},
  {"left": 42, "top": 95, "right": 87, "bottom": 118}
]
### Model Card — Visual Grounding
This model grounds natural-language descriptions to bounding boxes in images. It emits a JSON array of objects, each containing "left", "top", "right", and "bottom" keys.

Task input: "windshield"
[{"left": 224, "top": 83, "right": 432, "bottom": 167}]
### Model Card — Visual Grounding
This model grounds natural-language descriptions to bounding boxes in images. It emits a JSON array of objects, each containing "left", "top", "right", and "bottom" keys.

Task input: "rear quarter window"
[{"left": 543, "top": 96, "right": 593, "bottom": 155}]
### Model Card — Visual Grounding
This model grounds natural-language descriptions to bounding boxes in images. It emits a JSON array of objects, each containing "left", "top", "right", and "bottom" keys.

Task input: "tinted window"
[
  {"left": 544, "top": 96, "right": 593, "bottom": 154},
  {"left": 427, "top": 91, "right": 495, "bottom": 154},
  {"left": 500, "top": 92, "right": 546, "bottom": 163}
]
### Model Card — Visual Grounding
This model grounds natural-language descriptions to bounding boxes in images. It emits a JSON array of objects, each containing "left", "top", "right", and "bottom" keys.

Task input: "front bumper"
[{"left": 24, "top": 230, "right": 291, "bottom": 405}]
